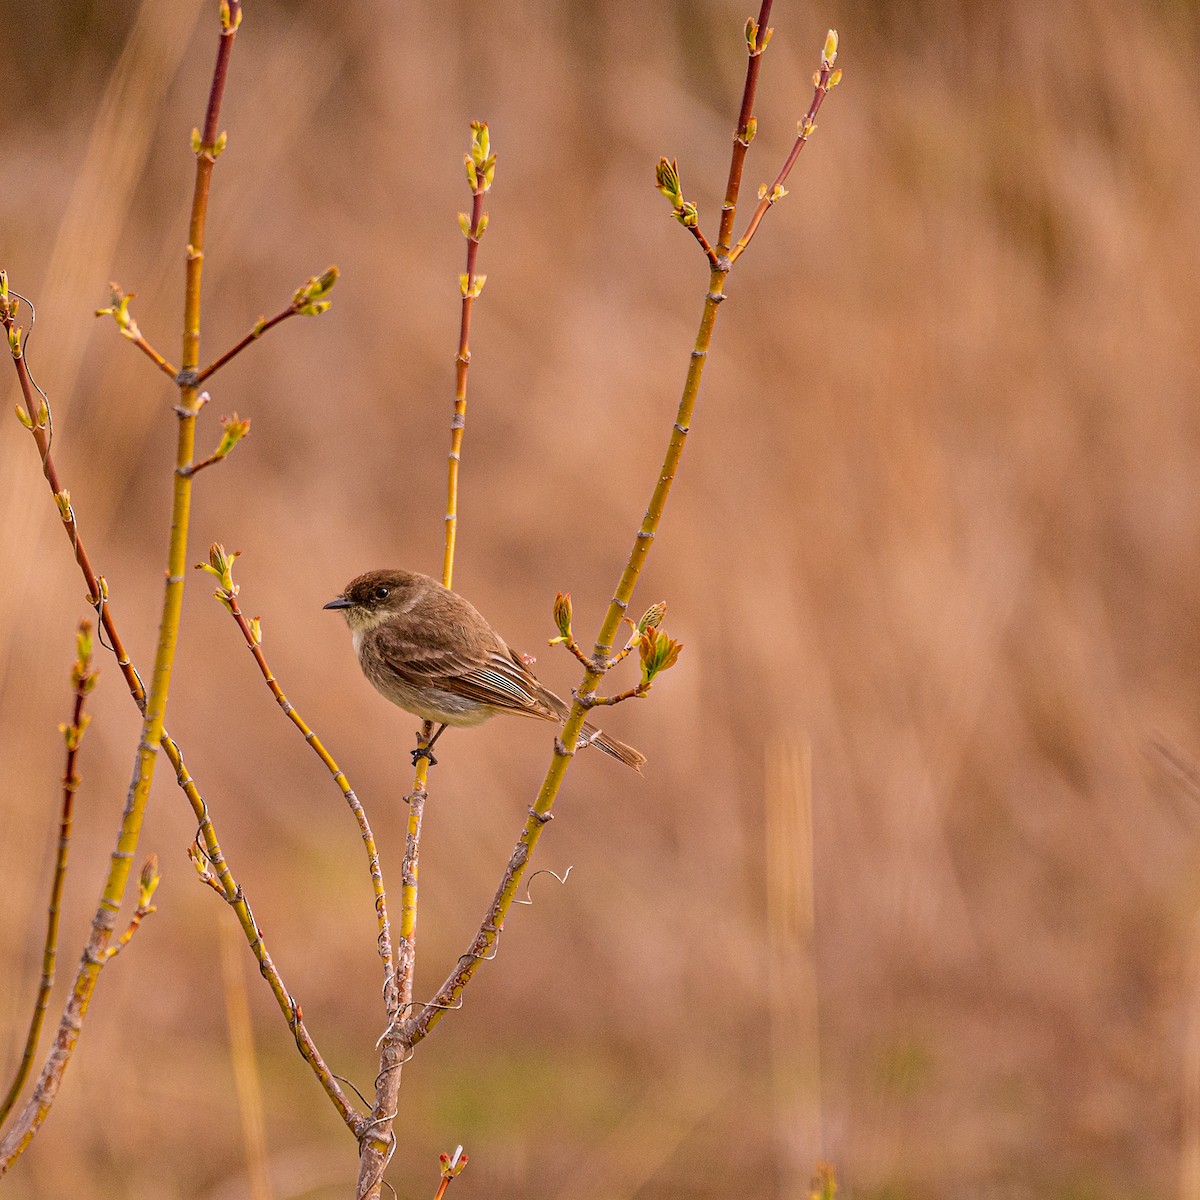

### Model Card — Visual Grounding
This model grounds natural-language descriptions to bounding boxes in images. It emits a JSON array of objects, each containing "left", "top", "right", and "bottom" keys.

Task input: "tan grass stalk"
[{"left": 220, "top": 917, "right": 274, "bottom": 1200}]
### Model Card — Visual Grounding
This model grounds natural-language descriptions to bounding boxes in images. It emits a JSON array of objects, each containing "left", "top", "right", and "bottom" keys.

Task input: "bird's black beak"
[{"left": 323, "top": 596, "right": 353, "bottom": 611}]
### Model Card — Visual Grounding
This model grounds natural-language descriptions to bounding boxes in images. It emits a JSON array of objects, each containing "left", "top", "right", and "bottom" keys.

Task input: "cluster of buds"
[
  {"left": 291, "top": 266, "right": 339, "bottom": 317},
  {"left": 439, "top": 1146, "right": 468, "bottom": 1181},
  {"left": 59, "top": 620, "right": 99, "bottom": 763},
  {"left": 210, "top": 412, "right": 251, "bottom": 462},
  {"left": 94, "top": 283, "right": 142, "bottom": 342},
  {"left": 550, "top": 591, "right": 683, "bottom": 698},
  {"left": 187, "top": 841, "right": 218, "bottom": 892},
  {"left": 655, "top": 157, "right": 699, "bottom": 229},
  {"left": 195, "top": 542, "right": 241, "bottom": 613},
  {"left": 219, "top": 0, "right": 242, "bottom": 32},
  {"left": 14, "top": 395, "right": 49, "bottom": 432},
  {"left": 745, "top": 15, "right": 774, "bottom": 55},
  {"left": 433, "top": 1145, "right": 468, "bottom": 1200},
  {"left": 190, "top": 126, "right": 228, "bottom": 159},
  {"left": 1, "top": 271, "right": 23, "bottom": 357},
  {"left": 69, "top": 621, "right": 100, "bottom": 699},
  {"left": 638, "top": 623, "right": 683, "bottom": 687},
  {"left": 464, "top": 120, "right": 495, "bottom": 194}
]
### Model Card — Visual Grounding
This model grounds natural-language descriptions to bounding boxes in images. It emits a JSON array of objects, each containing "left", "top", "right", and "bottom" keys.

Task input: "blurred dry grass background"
[{"left": 2, "top": 1, "right": 1199, "bottom": 1197}]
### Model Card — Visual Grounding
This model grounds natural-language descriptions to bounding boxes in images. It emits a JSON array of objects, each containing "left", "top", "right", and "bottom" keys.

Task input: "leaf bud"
[
  {"left": 553, "top": 592, "right": 573, "bottom": 640},
  {"left": 138, "top": 853, "right": 161, "bottom": 907},
  {"left": 636, "top": 601, "right": 666, "bottom": 634}
]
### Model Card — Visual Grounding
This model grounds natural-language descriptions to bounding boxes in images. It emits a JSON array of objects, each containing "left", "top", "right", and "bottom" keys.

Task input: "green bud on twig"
[
  {"left": 639, "top": 625, "right": 683, "bottom": 685},
  {"left": 195, "top": 542, "right": 240, "bottom": 611},
  {"left": 467, "top": 121, "right": 496, "bottom": 192},
  {"left": 292, "top": 266, "right": 339, "bottom": 316},
  {"left": 655, "top": 158, "right": 702, "bottom": 229},
  {"left": 14, "top": 403, "right": 33, "bottom": 430},
  {"left": 75, "top": 621, "right": 93, "bottom": 667},
  {"left": 745, "top": 18, "right": 772, "bottom": 54},
  {"left": 439, "top": 1146, "right": 469, "bottom": 1181},
  {"left": 187, "top": 843, "right": 212, "bottom": 886},
  {"left": 59, "top": 714, "right": 92, "bottom": 753},
  {"left": 552, "top": 592, "right": 573, "bottom": 641},
  {"left": 823, "top": 29, "right": 839, "bottom": 65},
  {"left": 214, "top": 412, "right": 251, "bottom": 459},
  {"left": 54, "top": 490, "right": 72, "bottom": 522},
  {"left": 138, "top": 854, "right": 161, "bottom": 908},
  {"left": 459, "top": 274, "right": 487, "bottom": 298},
  {"left": 655, "top": 157, "right": 682, "bottom": 206},
  {"left": 636, "top": 601, "right": 667, "bottom": 635},
  {"left": 219, "top": 0, "right": 242, "bottom": 32},
  {"left": 95, "top": 283, "right": 141, "bottom": 342}
]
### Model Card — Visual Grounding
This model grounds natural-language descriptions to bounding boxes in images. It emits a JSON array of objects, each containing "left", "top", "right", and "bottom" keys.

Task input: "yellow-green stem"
[
  {"left": 226, "top": 599, "right": 398, "bottom": 1015},
  {"left": 0, "top": 8, "right": 241, "bottom": 1173},
  {"left": 405, "top": 266, "right": 727, "bottom": 1047}
]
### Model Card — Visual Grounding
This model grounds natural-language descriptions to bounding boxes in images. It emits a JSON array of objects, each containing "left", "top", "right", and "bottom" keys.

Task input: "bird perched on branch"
[{"left": 324, "top": 569, "right": 645, "bottom": 772}]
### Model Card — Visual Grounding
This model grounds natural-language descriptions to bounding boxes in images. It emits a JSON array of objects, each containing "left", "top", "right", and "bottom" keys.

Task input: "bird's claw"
[{"left": 411, "top": 744, "right": 438, "bottom": 768}]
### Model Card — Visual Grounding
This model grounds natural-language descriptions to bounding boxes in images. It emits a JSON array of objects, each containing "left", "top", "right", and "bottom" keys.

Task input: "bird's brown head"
[{"left": 323, "top": 570, "right": 428, "bottom": 633}]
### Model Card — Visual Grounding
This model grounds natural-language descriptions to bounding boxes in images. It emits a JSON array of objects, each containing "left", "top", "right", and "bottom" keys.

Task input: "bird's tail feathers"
[{"left": 579, "top": 720, "right": 646, "bottom": 774}]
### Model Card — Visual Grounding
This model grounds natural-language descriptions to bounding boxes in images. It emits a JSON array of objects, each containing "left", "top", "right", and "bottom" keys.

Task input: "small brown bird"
[{"left": 324, "top": 569, "right": 645, "bottom": 772}]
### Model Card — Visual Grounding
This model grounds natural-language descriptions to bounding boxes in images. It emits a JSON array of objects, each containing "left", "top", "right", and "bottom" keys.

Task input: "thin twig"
[
  {"left": 195, "top": 306, "right": 294, "bottom": 383},
  {"left": 729, "top": 37, "right": 840, "bottom": 264},
  {"left": 209, "top": 569, "right": 398, "bottom": 1016},
  {"left": 403, "top": 16, "right": 840, "bottom": 1056},
  {"left": 130, "top": 332, "right": 180, "bottom": 380},
  {"left": 359, "top": 120, "right": 495, "bottom": 1200},
  {"left": 0, "top": 3, "right": 241, "bottom": 1170},
  {"left": 716, "top": 0, "right": 775, "bottom": 255},
  {"left": 2, "top": 293, "right": 362, "bottom": 1143},
  {"left": 0, "top": 623, "right": 96, "bottom": 1127},
  {"left": 686, "top": 222, "right": 720, "bottom": 267}
]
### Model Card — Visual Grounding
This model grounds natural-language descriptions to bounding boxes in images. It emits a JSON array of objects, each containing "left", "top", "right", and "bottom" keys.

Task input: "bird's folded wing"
[
  {"left": 372, "top": 624, "right": 556, "bottom": 718},
  {"left": 453, "top": 652, "right": 561, "bottom": 718}
]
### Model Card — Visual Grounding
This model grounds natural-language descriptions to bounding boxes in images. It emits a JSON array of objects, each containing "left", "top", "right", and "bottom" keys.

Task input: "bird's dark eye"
[{"left": 373, "top": 585, "right": 390, "bottom": 601}]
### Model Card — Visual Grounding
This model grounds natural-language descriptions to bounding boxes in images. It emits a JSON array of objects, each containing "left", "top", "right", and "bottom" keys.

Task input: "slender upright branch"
[
  {"left": 198, "top": 546, "right": 398, "bottom": 1017},
  {"left": 716, "top": 0, "right": 775, "bottom": 255},
  {"left": 0, "top": 624, "right": 97, "bottom": 1127},
  {"left": 184, "top": 798, "right": 366, "bottom": 1135},
  {"left": 358, "top": 118, "right": 496, "bottom": 1200},
  {"left": 729, "top": 34, "right": 840, "bottom": 264},
  {"left": 443, "top": 120, "right": 494, "bottom": 592},
  {"left": 402, "top": 20, "right": 840, "bottom": 1054},
  {"left": 0, "top": 3, "right": 244, "bottom": 1171}
]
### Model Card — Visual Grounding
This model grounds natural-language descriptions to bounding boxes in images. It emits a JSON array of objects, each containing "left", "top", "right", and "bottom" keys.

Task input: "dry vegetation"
[{"left": 2, "top": 1, "right": 1199, "bottom": 1197}]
